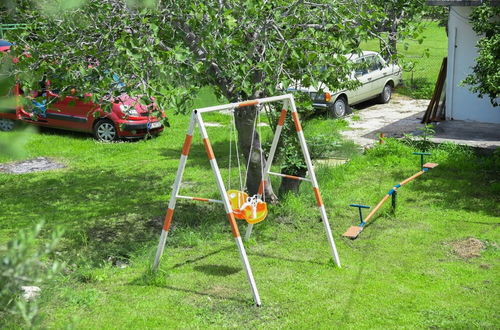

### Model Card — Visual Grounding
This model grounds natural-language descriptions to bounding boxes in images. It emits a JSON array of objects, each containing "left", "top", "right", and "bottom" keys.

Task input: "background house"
[{"left": 427, "top": 0, "right": 500, "bottom": 123}]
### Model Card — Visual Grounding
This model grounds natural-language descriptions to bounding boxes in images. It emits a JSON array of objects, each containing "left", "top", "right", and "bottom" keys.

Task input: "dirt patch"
[
  {"left": 0, "top": 157, "right": 65, "bottom": 174},
  {"left": 451, "top": 237, "right": 485, "bottom": 259}
]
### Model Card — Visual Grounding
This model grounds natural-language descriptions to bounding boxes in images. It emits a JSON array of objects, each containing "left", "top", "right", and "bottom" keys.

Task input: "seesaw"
[{"left": 343, "top": 152, "right": 438, "bottom": 239}]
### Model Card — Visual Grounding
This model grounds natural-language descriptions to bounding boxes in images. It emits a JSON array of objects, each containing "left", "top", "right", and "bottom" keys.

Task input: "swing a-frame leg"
[
  {"left": 153, "top": 94, "right": 342, "bottom": 306},
  {"left": 153, "top": 111, "right": 261, "bottom": 306},
  {"left": 246, "top": 97, "right": 341, "bottom": 268}
]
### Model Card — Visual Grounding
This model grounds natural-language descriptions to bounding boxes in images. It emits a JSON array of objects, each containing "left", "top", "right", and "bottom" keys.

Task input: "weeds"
[
  {"left": 401, "top": 124, "right": 436, "bottom": 151},
  {"left": 0, "top": 222, "right": 64, "bottom": 328}
]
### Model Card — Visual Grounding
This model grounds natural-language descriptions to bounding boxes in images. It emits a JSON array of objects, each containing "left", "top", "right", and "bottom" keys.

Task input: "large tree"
[
  {"left": 4, "top": 0, "right": 381, "bottom": 199},
  {"left": 364, "top": 0, "right": 429, "bottom": 61}
]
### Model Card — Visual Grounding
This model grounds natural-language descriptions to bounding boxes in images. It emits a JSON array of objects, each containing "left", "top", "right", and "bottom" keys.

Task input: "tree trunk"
[
  {"left": 388, "top": 30, "right": 397, "bottom": 59},
  {"left": 278, "top": 167, "right": 307, "bottom": 196},
  {"left": 234, "top": 105, "right": 277, "bottom": 203}
]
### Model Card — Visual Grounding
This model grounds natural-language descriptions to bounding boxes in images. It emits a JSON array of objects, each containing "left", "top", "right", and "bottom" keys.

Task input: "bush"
[
  {"left": 401, "top": 124, "right": 436, "bottom": 151},
  {"left": 396, "top": 78, "right": 435, "bottom": 99},
  {"left": 0, "top": 223, "right": 64, "bottom": 328}
]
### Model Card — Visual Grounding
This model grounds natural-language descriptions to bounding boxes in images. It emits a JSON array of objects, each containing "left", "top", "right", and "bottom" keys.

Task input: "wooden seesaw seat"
[{"left": 423, "top": 162, "right": 439, "bottom": 169}]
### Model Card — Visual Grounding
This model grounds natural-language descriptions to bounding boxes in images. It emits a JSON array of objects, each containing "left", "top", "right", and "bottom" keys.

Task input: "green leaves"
[
  {"left": 0, "top": 222, "right": 64, "bottom": 327},
  {"left": 4, "top": 0, "right": 399, "bottom": 122},
  {"left": 224, "top": 13, "right": 237, "bottom": 30},
  {"left": 462, "top": 4, "right": 500, "bottom": 106}
]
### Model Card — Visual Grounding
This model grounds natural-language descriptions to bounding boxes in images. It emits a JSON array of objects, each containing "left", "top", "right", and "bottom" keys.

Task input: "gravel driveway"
[{"left": 341, "top": 94, "right": 428, "bottom": 147}]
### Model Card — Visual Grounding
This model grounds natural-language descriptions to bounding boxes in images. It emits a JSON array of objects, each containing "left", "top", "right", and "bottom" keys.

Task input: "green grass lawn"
[
  {"left": 1, "top": 105, "right": 499, "bottom": 328},
  {"left": 361, "top": 20, "right": 448, "bottom": 99}
]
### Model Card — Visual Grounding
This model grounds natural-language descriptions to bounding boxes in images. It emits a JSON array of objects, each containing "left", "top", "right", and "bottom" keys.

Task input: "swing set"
[{"left": 152, "top": 94, "right": 341, "bottom": 306}]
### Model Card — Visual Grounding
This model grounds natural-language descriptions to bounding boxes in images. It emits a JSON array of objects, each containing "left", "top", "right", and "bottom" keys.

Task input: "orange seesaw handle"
[{"left": 363, "top": 170, "right": 426, "bottom": 224}]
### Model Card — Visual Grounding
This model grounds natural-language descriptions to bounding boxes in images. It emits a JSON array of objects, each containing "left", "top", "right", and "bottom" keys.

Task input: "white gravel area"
[{"left": 341, "top": 94, "right": 428, "bottom": 147}]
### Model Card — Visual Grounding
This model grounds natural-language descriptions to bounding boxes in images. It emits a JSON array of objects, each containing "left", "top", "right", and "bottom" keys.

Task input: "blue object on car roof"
[{"left": 0, "top": 40, "right": 12, "bottom": 46}]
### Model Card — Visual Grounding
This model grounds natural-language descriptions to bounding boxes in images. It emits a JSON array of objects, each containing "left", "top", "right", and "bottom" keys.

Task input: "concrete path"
[
  {"left": 341, "top": 94, "right": 500, "bottom": 150},
  {"left": 341, "top": 94, "right": 428, "bottom": 147},
  {"left": 432, "top": 120, "right": 500, "bottom": 150}
]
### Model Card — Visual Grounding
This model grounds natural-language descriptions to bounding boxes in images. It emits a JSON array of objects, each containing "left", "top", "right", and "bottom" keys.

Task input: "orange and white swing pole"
[
  {"left": 289, "top": 96, "right": 341, "bottom": 268},
  {"left": 153, "top": 112, "right": 196, "bottom": 269},
  {"left": 153, "top": 108, "right": 261, "bottom": 306},
  {"left": 195, "top": 111, "right": 261, "bottom": 306}
]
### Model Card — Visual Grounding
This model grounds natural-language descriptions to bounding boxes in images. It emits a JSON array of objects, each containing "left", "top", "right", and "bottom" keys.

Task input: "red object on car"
[{"left": 0, "top": 40, "right": 165, "bottom": 141}]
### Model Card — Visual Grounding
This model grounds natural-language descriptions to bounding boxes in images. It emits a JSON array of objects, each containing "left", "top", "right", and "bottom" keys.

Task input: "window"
[
  {"left": 353, "top": 58, "right": 368, "bottom": 77},
  {"left": 366, "top": 56, "right": 383, "bottom": 72}
]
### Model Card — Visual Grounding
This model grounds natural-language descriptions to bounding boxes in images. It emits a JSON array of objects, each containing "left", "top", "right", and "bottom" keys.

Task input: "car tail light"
[{"left": 324, "top": 92, "right": 331, "bottom": 102}]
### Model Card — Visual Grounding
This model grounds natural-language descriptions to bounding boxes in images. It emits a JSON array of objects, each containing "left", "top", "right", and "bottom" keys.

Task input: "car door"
[
  {"left": 45, "top": 91, "right": 93, "bottom": 131},
  {"left": 363, "top": 55, "right": 385, "bottom": 99},
  {"left": 350, "top": 57, "right": 372, "bottom": 104},
  {"left": 378, "top": 54, "right": 398, "bottom": 85}
]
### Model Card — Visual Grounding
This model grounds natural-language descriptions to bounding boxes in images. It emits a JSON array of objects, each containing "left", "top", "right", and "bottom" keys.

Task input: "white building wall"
[{"left": 446, "top": 6, "right": 500, "bottom": 123}]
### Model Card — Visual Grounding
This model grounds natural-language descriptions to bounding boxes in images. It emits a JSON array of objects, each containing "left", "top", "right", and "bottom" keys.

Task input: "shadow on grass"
[
  {"left": 34, "top": 126, "right": 160, "bottom": 142},
  {"left": 34, "top": 126, "right": 93, "bottom": 140},
  {"left": 161, "top": 285, "right": 248, "bottom": 303},
  {"left": 170, "top": 247, "right": 232, "bottom": 269},
  {"left": 193, "top": 264, "right": 241, "bottom": 276},
  {"left": 167, "top": 245, "right": 328, "bottom": 272},
  {"left": 247, "top": 251, "right": 327, "bottom": 266},
  {"left": 0, "top": 165, "right": 235, "bottom": 266},
  {"left": 396, "top": 154, "right": 499, "bottom": 219},
  {"left": 129, "top": 269, "right": 248, "bottom": 303}
]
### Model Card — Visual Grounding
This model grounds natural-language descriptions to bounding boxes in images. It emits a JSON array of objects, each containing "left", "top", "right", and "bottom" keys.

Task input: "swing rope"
[
  {"left": 243, "top": 105, "right": 265, "bottom": 199},
  {"left": 243, "top": 107, "right": 257, "bottom": 189},
  {"left": 228, "top": 108, "right": 244, "bottom": 191},
  {"left": 226, "top": 104, "right": 268, "bottom": 225},
  {"left": 228, "top": 110, "right": 233, "bottom": 190},
  {"left": 257, "top": 106, "right": 265, "bottom": 202}
]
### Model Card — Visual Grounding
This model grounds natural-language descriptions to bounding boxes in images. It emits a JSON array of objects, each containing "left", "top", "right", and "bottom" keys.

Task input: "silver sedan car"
[{"left": 293, "top": 51, "right": 402, "bottom": 117}]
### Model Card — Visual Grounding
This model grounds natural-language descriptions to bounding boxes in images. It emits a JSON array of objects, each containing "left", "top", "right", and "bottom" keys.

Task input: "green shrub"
[
  {"left": 396, "top": 78, "right": 435, "bottom": 99},
  {"left": 401, "top": 124, "right": 436, "bottom": 151},
  {"left": 0, "top": 223, "right": 64, "bottom": 328}
]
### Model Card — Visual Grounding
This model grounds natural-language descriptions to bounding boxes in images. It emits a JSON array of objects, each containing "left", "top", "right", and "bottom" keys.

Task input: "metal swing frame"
[{"left": 152, "top": 94, "right": 341, "bottom": 306}]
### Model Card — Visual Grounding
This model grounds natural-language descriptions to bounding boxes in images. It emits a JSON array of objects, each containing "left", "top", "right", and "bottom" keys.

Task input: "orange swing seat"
[{"left": 227, "top": 189, "right": 267, "bottom": 224}]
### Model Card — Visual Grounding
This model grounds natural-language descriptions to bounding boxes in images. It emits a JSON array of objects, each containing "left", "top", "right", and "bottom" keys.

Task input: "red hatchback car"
[{"left": 0, "top": 40, "right": 164, "bottom": 141}]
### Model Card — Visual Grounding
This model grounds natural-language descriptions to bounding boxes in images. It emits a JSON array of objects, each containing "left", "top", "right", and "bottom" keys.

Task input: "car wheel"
[
  {"left": 379, "top": 83, "right": 392, "bottom": 103},
  {"left": 329, "top": 97, "right": 348, "bottom": 118},
  {"left": 94, "top": 119, "right": 118, "bottom": 142},
  {"left": 0, "top": 119, "right": 15, "bottom": 131}
]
